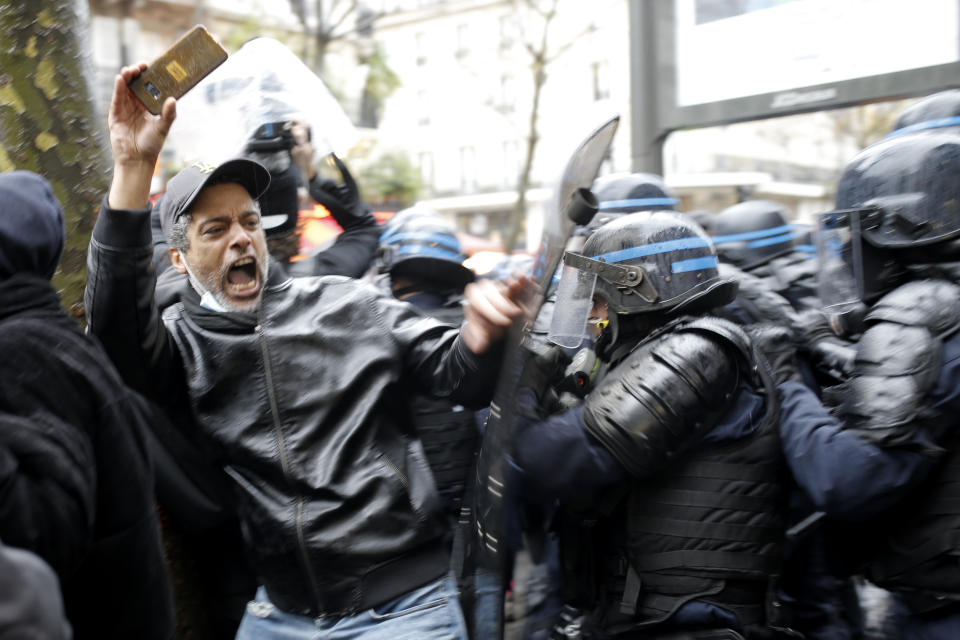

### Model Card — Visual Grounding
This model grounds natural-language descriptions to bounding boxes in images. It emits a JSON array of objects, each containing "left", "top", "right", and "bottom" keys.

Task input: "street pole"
[{"left": 629, "top": 0, "right": 666, "bottom": 175}]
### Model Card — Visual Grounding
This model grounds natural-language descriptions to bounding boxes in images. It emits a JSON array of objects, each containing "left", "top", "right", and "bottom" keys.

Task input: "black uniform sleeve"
[
  {"left": 778, "top": 380, "right": 937, "bottom": 521},
  {"left": 513, "top": 394, "right": 627, "bottom": 502}
]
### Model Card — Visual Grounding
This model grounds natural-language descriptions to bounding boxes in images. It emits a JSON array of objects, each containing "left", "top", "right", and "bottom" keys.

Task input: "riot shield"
[{"left": 472, "top": 116, "right": 619, "bottom": 598}]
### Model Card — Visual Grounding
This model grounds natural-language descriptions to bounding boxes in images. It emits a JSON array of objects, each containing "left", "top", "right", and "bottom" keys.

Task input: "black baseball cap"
[
  {"left": 257, "top": 164, "right": 301, "bottom": 238},
  {"left": 158, "top": 158, "right": 271, "bottom": 241}
]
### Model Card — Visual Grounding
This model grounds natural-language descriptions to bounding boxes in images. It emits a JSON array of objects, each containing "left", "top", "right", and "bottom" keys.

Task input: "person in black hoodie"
[{"left": 0, "top": 170, "right": 173, "bottom": 639}]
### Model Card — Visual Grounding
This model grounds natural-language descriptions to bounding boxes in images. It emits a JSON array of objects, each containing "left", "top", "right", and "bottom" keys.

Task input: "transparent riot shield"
[{"left": 816, "top": 209, "right": 864, "bottom": 312}]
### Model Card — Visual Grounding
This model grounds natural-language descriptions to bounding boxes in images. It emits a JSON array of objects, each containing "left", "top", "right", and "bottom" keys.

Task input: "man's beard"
[{"left": 184, "top": 256, "right": 269, "bottom": 313}]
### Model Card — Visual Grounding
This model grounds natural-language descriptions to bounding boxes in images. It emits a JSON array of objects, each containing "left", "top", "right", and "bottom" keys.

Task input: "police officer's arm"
[
  {"left": 513, "top": 398, "right": 627, "bottom": 503},
  {"left": 778, "top": 380, "right": 938, "bottom": 521}
]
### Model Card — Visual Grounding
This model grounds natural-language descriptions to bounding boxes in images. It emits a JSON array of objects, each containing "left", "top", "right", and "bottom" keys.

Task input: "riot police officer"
[
  {"left": 792, "top": 118, "right": 960, "bottom": 640},
  {"left": 712, "top": 200, "right": 819, "bottom": 311},
  {"left": 513, "top": 210, "right": 795, "bottom": 639},
  {"left": 587, "top": 172, "right": 680, "bottom": 231},
  {"left": 888, "top": 88, "right": 960, "bottom": 138},
  {"left": 377, "top": 208, "right": 488, "bottom": 633},
  {"left": 379, "top": 209, "right": 478, "bottom": 514}
]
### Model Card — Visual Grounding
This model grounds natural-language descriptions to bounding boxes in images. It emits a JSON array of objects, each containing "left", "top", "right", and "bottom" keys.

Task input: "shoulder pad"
[
  {"left": 583, "top": 327, "right": 740, "bottom": 478},
  {"left": 677, "top": 316, "right": 754, "bottom": 368},
  {"left": 865, "top": 280, "right": 960, "bottom": 338},
  {"left": 847, "top": 319, "right": 943, "bottom": 447}
]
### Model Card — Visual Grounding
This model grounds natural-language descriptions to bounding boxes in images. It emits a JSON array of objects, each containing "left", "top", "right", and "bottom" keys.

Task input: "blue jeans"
[
  {"left": 472, "top": 566, "right": 504, "bottom": 640},
  {"left": 235, "top": 575, "right": 468, "bottom": 640}
]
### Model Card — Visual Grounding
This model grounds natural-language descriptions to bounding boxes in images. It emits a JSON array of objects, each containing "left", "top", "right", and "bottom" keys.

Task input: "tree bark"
[
  {"left": 0, "top": 0, "right": 112, "bottom": 317},
  {"left": 505, "top": 64, "right": 545, "bottom": 253}
]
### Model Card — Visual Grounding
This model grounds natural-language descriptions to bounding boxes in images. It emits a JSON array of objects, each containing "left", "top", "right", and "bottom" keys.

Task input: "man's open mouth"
[{"left": 226, "top": 256, "right": 259, "bottom": 294}]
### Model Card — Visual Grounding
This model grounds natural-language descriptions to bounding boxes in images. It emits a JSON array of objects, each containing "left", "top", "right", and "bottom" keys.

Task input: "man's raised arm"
[{"left": 85, "top": 65, "right": 180, "bottom": 399}]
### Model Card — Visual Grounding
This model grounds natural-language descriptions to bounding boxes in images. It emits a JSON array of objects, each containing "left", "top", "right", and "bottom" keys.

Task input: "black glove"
[
  {"left": 795, "top": 309, "right": 856, "bottom": 382},
  {"left": 308, "top": 153, "right": 371, "bottom": 227},
  {"left": 516, "top": 344, "right": 571, "bottom": 419}
]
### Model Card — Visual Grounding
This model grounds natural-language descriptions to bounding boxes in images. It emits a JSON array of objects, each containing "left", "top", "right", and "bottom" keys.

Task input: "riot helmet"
[
  {"left": 790, "top": 222, "right": 816, "bottom": 257},
  {"left": 587, "top": 172, "right": 680, "bottom": 232},
  {"left": 889, "top": 89, "right": 960, "bottom": 137},
  {"left": 549, "top": 211, "right": 737, "bottom": 347},
  {"left": 380, "top": 210, "right": 474, "bottom": 289},
  {"left": 712, "top": 200, "right": 795, "bottom": 270},
  {"left": 819, "top": 130, "right": 960, "bottom": 308},
  {"left": 377, "top": 206, "right": 438, "bottom": 273}
]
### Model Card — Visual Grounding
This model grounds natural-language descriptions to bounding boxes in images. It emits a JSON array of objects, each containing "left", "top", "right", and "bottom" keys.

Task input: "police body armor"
[
  {"left": 843, "top": 280, "right": 960, "bottom": 612},
  {"left": 576, "top": 317, "right": 786, "bottom": 636},
  {"left": 716, "top": 264, "right": 800, "bottom": 330},
  {"left": 748, "top": 252, "right": 819, "bottom": 311}
]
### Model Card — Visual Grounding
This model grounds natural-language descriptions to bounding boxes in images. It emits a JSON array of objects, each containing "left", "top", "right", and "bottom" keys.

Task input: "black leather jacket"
[{"left": 85, "top": 201, "right": 501, "bottom": 616}]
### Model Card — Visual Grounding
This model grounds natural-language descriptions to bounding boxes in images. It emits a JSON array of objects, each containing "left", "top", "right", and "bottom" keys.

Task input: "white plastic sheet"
[{"left": 167, "top": 37, "right": 357, "bottom": 166}]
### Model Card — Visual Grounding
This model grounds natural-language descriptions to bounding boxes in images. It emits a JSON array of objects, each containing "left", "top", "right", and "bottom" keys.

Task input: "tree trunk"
[
  {"left": 505, "top": 65, "right": 545, "bottom": 253},
  {"left": 0, "top": 0, "right": 112, "bottom": 317}
]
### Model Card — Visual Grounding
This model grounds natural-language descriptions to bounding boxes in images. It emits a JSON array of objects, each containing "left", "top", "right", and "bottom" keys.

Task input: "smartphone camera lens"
[{"left": 144, "top": 82, "right": 161, "bottom": 100}]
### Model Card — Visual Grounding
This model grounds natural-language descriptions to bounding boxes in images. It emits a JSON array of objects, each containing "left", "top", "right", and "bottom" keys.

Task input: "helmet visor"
[
  {"left": 816, "top": 209, "right": 865, "bottom": 311},
  {"left": 548, "top": 262, "right": 597, "bottom": 348}
]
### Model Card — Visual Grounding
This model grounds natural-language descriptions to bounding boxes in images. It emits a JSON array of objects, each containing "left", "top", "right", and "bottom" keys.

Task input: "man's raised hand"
[
  {"left": 107, "top": 64, "right": 176, "bottom": 210},
  {"left": 461, "top": 276, "right": 537, "bottom": 355}
]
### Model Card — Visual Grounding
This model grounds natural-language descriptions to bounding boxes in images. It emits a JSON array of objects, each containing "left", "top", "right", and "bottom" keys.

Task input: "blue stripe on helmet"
[
  {"left": 593, "top": 236, "right": 712, "bottom": 263},
  {"left": 711, "top": 224, "right": 793, "bottom": 245},
  {"left": 598, "top": 197, "right": 679, "bottom": 210},
  {"left": 795, "top": 244, "right": 817, "bottom": 254},
  {"left": 671, "top": 256, "right": 718, "bottom": 273},
  {"left": 746, "top": 232, "right": 794, "bottom": 249},
  {"left": 396, "top": 244, "right": 466, "bottom": 262},
  {"left": 385, "top": 231, "right": 461, "bottom": 251},
  {"left": 887, "top": 115, "right": 960, "bottom": 138}
]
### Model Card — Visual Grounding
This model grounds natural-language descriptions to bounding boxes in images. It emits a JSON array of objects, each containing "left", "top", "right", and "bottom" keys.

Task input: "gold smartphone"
[{"left": 128, "top": 25, "right": 228, "bottom": 115}]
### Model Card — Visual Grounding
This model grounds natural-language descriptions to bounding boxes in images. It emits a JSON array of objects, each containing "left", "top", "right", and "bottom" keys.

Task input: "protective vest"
[
  {"left": 866, "top": 443, "right": 960, "bottom": 613},
  {"left": 586, "top": 318, "right": 787, "bottom": 631},
  {"left": 622, "top": 396, "right": 786, "bottom": 629},
  {"left": 850, "top": 280, "right": 960, "bottom": 612}
]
